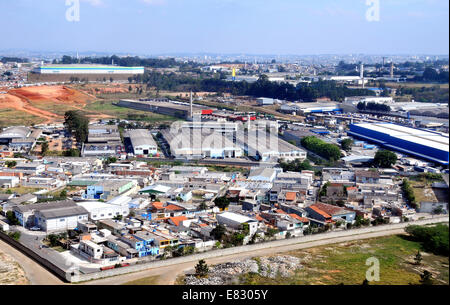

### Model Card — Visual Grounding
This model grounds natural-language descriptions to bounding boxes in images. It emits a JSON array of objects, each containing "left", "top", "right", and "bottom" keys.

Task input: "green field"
[
  {"left": 0, "top": 109, "right": 46, "bottom": 127},
  {"left": 0, "top": 186, "right": 43, "bottom": 195},
  {"left": 238, "top": 235, "right": 449, "bottom": 285},
  {"left": 84, "top": 99, "right": 178, "bottom": 123}
]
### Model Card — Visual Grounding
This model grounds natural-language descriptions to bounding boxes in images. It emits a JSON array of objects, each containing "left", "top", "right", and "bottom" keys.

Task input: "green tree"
[
  {"left": 60, "top": 189, "right": 67, "bottom": 199},
  {"left": 64, "top": 111, "right": 89, "bottom": 144},
  {"left": 6, "top": 211, "right": 20, "bottom": 225},
  {"left": 214, "top": 196, "right": 230, "bottom": 210},
  {"left": 41, "top": 141, "right": 49, "bottom": 156},
  {"left": 8, "top": 231, "right": 21, "bottom": 241},
  {"left": 211, "top": 224, "right": 227, "bottom": 241},
  {"left": 373, "top": 150, "right": 397, "bottom": 168},
  {"left": 5, "top": 161, "right": 17, "bottom": 168},
  {"left": 340, "top": 138, "right": 354, "bottom": 152},
  {"left": 195, "top": 260, "right": 209, "bottom": 278}
]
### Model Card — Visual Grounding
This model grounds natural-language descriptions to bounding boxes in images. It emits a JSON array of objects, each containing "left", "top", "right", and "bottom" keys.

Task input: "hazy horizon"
[{"left": 1, "top": 0, "right": 449, "bottom": 55}]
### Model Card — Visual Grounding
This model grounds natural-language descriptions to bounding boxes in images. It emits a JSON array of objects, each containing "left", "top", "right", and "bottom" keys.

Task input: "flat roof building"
[
  {"left": 348, "top": 123, "right": 449, "bottom": 165},
  {"left": 126, "top": 129, "right": 158, "bottom": 157}
]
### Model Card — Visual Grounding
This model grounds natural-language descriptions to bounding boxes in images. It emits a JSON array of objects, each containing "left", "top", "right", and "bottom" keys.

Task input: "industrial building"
[
  {"left": 76, "top": 200, "right": 130, "bottom": 221},
  {"left": 348, "top": 123, "right": 449, "bottom": 165},
  {"left": 280, "top": 102, "right": 342, "bottom": 115},
  {"left": 236, "top": 130, "right": 307, "bottom": 162},
  {"left": 126, "top": 129, "right": 158, "bottom": 157},
  {"left": 82, "top": 124, "right": 124, "bottom": 157},
  {"left": 83, "top": 180, "right": 137, "bottom": 200},
  {"left": 0, "top": 126, "right": 30, "bottom": 144},
  {"left": 117, "top": 99, "right": 205, "bottom": 120},
  {"left": 28, "top": 64, "right": 144, "bottom": 82},
  {"left": 13, "top": 200, "right": 89, "bottom": 232},
  {"left": 161, "top": 129, "right": 243, "bottom": 159}
]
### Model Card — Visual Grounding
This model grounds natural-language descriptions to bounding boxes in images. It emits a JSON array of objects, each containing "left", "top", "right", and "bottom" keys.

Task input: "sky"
[{"left": 0, "top": 0, "right": 448, "bottom": 55}]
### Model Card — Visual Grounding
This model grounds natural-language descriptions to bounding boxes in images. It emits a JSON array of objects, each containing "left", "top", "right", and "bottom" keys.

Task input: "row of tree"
[
  {"left": 64, "top": 111, "right": 89, "bottom": 144},
  {"left": 54, "top": 55, "right": 179, "bottom": 68},
  {"left": 300, "top": 136, "right": 341, "bottom": 161},
  {"left": 357, "top": 102, "right": 391, "bottom": 112},
  {"left": 131, "top": 72, "right": 375, "bottom": 102}
]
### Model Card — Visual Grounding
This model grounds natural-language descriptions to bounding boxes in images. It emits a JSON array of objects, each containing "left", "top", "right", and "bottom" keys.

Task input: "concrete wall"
[
  {"left": 0, "top": 231, "right": 68, "bottom": 281},
  {"left": 67, "top": 216, "right": 449, "bottom": 283}
]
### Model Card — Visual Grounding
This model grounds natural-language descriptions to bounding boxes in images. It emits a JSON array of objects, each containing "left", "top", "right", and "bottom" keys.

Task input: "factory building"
[
  {"left": 28, "top": 64, "right": 144, "bottom": 82},
  {"left": 280, "top": 102, "right": 342, "bottom": 115},
  {"left": 82, "top": 125, "right": 124, "bottom": 157},
  {"left": 161, "top": 129, "right": 243, "bottom": 160},
  {"left": 236, "top": 130, "right": 307, "bottom": 162},
  {"left": 348, "top": 123, "right": 449, "bottom": 165},
  {"left": 126, "top": 129, "right": 158, "bottom": 157},
  {"left": 13, "top": 200, "right": 89, "bottom": 232},
  {"left": 0, "top": 127, "right": 30, "bottom": 144}
]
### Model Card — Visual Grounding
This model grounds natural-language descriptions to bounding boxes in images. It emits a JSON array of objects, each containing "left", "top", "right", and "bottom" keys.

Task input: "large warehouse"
[
  {"left": 29, "top": 64, "right": 144, "bottom": 82},
  {"left": 348, "top": 123, "right": 449, "bottom": 165},
  {"left": 34, "top": 64, "right": 144, "bottom": 74},
  {"left": 126, "top": 129, "right": 158, "bottom": 157}
]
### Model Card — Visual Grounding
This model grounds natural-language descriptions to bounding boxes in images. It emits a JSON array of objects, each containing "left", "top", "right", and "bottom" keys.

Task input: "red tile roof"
[
  {"left": 309, "top": 205, "right": 332, "bottom": 219},
  {"left": 289, "top": 214, "right": 309, "bottom": 223},
  {"left": 169, "top": 216, "right": 188, "bottom": 226},
  {"left": 165, "top": 204, "right": 184, "bottom": 211},
  {"left": 255, "top": 214, "right": 264, "bottom": 222},
  {"left": 275, "top": 209, "right": 287, "bottom": 214},
  {"left": 285, "top": 192, "right": 297, "bottom": 201},
  {"left": 312, "top": 202, "right": 349, "bottom": 216},
  {"left": 152, "top": 202, "right": 164, "bottom": 210}
]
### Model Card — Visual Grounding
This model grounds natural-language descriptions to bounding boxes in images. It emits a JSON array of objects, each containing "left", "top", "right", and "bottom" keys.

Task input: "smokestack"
[
  {"left": 190, "top": 91, "right": 193, "bottom": 120},
  {"left": 360, "top": 64, "right": 365, "bottom": 89},
  {"left": 390, "top": 62, "right": 394, "bottom": 78}
]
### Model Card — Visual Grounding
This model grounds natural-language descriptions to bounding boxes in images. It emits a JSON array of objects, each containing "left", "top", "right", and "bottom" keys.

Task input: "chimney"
[
  {"left": 190, "top": 91, "right": 193, "bottom": 120},
  {"left": 360, "top": 64, "right": 365, "bottom": 89}
]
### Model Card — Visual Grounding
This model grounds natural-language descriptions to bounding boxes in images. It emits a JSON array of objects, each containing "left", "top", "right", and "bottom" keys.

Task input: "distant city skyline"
[{"left": 0, "top": 0, "right": 449, "bottom": 55}]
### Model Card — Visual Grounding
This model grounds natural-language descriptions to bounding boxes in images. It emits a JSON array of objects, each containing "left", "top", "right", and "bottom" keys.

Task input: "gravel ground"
[
  {"left": 0, "top": 251, "right": 29, "bottom": 285},
  {"left": 185, "top": 255, "right": 301, "bottom": 285}
]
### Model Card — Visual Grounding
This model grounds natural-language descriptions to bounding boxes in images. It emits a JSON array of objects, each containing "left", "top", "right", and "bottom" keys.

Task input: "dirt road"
[
  {"left": 0, "top": 239, "right": 64, "bottom": 285},
  {"left": 84, "top": 227, "right": 408, "bottom": 285}
]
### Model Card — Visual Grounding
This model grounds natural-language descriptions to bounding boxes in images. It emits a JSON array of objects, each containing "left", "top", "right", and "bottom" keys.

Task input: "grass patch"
[
  {"left": 238, "top": 235, "right": 449, "bottom": 285},
  {"left": 123, "top": 275, "right": 160, "bottom": 285},
  {"left": 0, "top": 186, "right": 43, "bottom": 195},
  {"left": 0, "top": 109, "right": 46, "bottom": 127},
  {"left": 84, "top": 99, "right": 178, "bottom": 123}
]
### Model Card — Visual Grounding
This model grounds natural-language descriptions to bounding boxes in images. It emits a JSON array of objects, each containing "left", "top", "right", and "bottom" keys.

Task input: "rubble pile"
[{"left": 185, "top": 255, "right": 301, "bottom": 285}]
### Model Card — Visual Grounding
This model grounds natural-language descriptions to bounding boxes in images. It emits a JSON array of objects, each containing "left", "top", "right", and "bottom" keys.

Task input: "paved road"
[
  {"left": 0, "top": 239, "right": 64, "bottom": 285},
  {"left": 83, "top": 226, "right": 411, "bottom": 285}
]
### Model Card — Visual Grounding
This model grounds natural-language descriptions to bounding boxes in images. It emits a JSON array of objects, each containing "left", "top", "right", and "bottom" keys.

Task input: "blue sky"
[{"left": 0, "top": 0, "right": 448, "bottom": 55}]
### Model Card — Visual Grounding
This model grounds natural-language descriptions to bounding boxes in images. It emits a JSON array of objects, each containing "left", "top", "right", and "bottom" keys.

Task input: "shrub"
[{"left": 405, "top": 224, "right": 449, "bottom": 256}]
